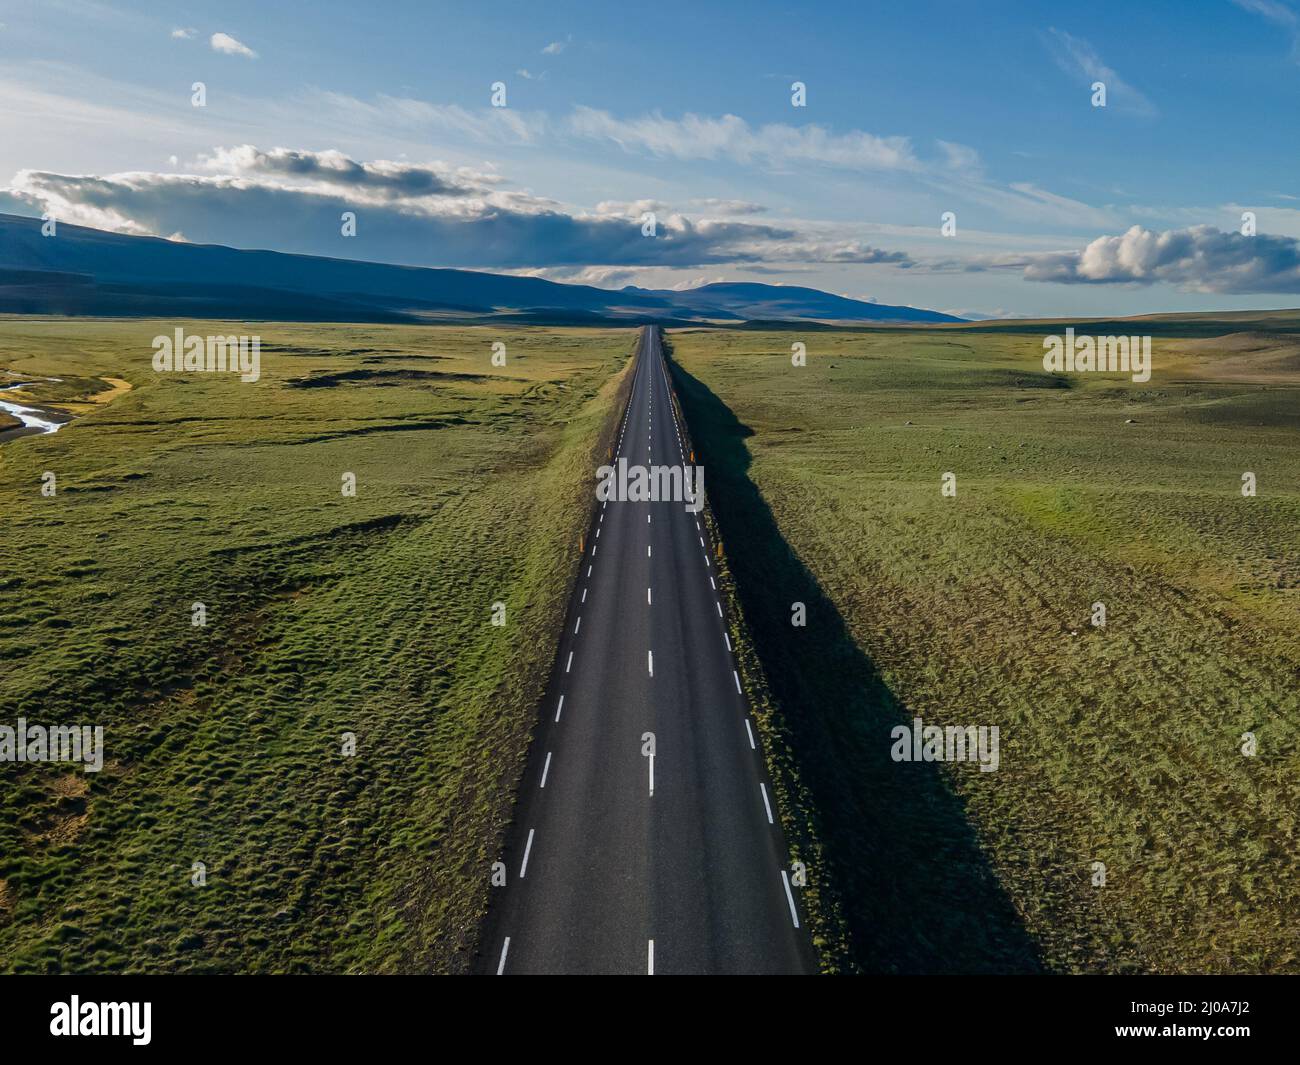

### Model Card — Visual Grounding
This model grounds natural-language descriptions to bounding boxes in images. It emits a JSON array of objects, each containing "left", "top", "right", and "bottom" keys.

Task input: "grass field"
[
  {"left": 668, "top": 323, "right": 1300, "bottom": 974},
  {"left": 0, "top": 317, "right": 633, "bottom": 973}
]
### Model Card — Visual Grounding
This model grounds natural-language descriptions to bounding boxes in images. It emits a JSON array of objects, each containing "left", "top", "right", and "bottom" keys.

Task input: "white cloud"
[
  {"left": 1046, "top": 29, "right": 1156, "bottom": 116},
  {"left": 210, "top": 32, "right": 258, "bottom": 59},
  {"left": 542, "top": 38, "right": 570, "bottom": 55},
  {"left": 171, "top": 27, "right": 196, "bottom": 40},
  {"left": 1232, "top": 0, "right": 1296, "bottom": 27},
  {"left": 566, "top": 106, "right": 918, "bottom": 171},
  {"left": 198, "top": 144, "right": 498, "bottom": 197},
  {"left": 1231, "top": 0, "right": 1300, "bottom": 59},
  {"left": 1021, "top": 224, "right": 1300, "bottom": 293},
  {"left": 2, "top": 145, "right": 922, "bottom": 274}
]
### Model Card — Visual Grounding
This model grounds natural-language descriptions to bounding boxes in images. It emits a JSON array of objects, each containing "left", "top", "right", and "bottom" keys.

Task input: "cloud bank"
[{"left": 3, "top": 145, "right": 914, "bottom": 272}]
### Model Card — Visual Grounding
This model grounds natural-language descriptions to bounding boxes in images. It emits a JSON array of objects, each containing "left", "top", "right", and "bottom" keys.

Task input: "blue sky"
[{"left": 2, "top": 0, "right": 1300, "bottom": 316}]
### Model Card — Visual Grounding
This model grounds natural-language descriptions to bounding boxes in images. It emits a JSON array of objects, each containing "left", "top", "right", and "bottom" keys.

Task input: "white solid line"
[
  {"left": 540, "top": 751, "right": 552, "bottom": 788},
  {"left": 744, "top": 719, "right": 756, "bottom": 749},
  {"left": 566, "top": 651, "right": 574, "bottom": 673},
  {"left": 733, "top": 670, "right": 742, "bottom": 694},
  {"left": 648, "top": 650, "right": 654, "bottom": 677},
  {"left": 781, "top": 871, "right": 801, "bottom": 928},
  {"left": 760, "top": 783, "right": 774, "bottom": 824},
  {"left": 648, "top": 939, "right": 655, "bottom": 975},
  {"left": 555, "top": 695, "right": 565, "bottom": 722},
  {"left": 519, "top": 828, "right": 536, "bottom": 877},
  {"left": 497, "top": 937, "right": 510, "bottom": 975},
  {"left": 574, "top": 616, "right": 581, "bottom": 635}
]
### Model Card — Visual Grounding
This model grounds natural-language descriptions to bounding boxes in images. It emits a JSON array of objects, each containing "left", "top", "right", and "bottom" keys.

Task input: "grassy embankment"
[
  {"left": 0, "top": 317, "right": 633, "bottom": 973},
  {"left": 668, "top": 323, "right": 1299, "bottom": 974}
]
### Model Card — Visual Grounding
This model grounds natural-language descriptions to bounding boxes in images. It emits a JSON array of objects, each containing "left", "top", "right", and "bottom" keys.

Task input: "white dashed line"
[
  {"left": 648, "top": 939, "right": 655, "bottom": 975},
  {"left": 587, "top": 565, "right": 592, "bottom": 578},
  {"left": 519, "top": 828, "right": 536, "bottom": 877},
  {"left": 648, "top": 650, "right": 654, "bottom": 677},
  {"left": 781, "top": 871, "right": 800, "bottom": 928},
  {"left": 540, "top": 751, "right": 552, "bottom": 788},
  {"left": 647, "top": 587, "right": 652, "bottom": 605},
  {"left": 744, "top": 719, "right": 756, "bottom": 749},
  {"left": 566, "top": 652, "right": 574, "bottom": 673},
  {"left": 574, "top": 616, "right": 581, "bottom": 635},
  {"left": 733, "top": 670, "right": 742, "bottom": 694},
  {"left": 759, "top": 783, "right": 774, "bottom": 825},
  {"left": 497, "top": 937, "right": 510, "bottom": 975},
  {"left": 724, "top": 632, "right": 732, "bottom": 652},
  {"left": 555, "top": 695, "right": 564, "bottom": 722},
  {"left": 581, "top": 587, "right": 587, "bottom": 603},
  {"left": 647, "top": 545, "right": 652, "bottom": 558},
  {"left": 715, "top": 601, "right": 723, "bottom": 618}
]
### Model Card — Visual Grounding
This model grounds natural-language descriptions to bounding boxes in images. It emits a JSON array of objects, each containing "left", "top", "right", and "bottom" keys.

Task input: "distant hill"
[
  {"left": 0, "top": 213, "right": 963, "bottom": 325},
  {"left": 629, "top": 281, "right": 960, "bottom": 323}
]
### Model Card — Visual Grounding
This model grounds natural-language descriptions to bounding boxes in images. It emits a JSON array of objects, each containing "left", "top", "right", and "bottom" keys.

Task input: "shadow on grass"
[{"left": 671, "top": 360, "right": 1043, "bottom": 974}]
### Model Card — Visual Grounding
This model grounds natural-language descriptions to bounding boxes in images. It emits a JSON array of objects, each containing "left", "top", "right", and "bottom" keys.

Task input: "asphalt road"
[{"left": 480, "top": 326, "right": 815, "bottom": 974}]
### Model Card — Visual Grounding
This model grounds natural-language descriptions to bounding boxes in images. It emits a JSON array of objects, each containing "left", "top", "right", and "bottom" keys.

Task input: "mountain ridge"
[{"left": 0, "top": 213, "right": 964, "bottom": 325}]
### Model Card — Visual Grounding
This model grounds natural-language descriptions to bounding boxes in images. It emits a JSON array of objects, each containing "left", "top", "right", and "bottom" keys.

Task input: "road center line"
[
  {"left": 566, "top": 651, "right": 574, "bottom": 673},
  {"left": 497, "top": 937, "right": 510, "bottom": 975},
  {"left": 540, "top": 751, "right": 552, "bottom": 788},
  {"left": 555, "top": 694, "right": 565, "bottom": 722},
  {"left": 759, "top": 783, "right": 774, "bottom": 824},
  {"left": 519, "top": 827, "right": 536, "bottom": 877}
]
